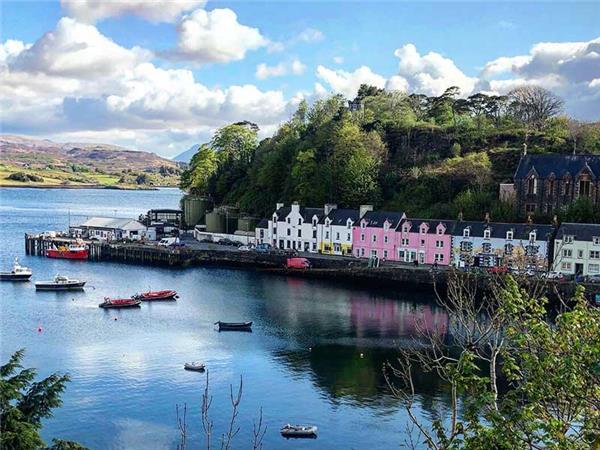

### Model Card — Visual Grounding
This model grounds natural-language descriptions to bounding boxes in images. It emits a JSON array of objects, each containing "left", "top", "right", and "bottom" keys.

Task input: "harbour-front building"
[
  {"left": 552, "top": 223, "right": 600, "bottom": 276},
  {"left": 396, "top": 219, "right": 455, "bottom": 265},
  {"left": 268, "top": 202, "right": 325, "bottom": 252},
  {"left": 352, "top": 210, "right": 406, "bottom": 259}
]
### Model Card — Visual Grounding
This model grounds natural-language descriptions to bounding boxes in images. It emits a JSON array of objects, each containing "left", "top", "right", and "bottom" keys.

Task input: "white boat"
[
  {"left": 280, "top": 424, "right": 318, "bottom": 438},
  {"left": 0, "top": 258, "right": 32, "bottom": 281},
  {"left": 35, "top": 275, "right": 86, "bottom": 290},
  {"left": 184, "top": 361, "right": 205, "bottom": 372}
]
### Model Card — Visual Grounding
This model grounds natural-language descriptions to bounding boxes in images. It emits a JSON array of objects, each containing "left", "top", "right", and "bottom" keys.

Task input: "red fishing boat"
[
  {"left": 134, "top": 290, "right": 178, "bottom": 301},
  {"left": 98, "top": 297, "right": 141, "bottom": 309},
  {"left": 46, "top": 243, "right": 88, "bottom": 260}
]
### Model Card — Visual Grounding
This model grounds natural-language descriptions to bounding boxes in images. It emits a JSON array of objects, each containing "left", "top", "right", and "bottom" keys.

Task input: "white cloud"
[
  {"left": 295, "top": 28, "right": 324, "bottom": 43},
  {"left": 385, "top": 75, "right": 409, "bottom": 92},
  {"left": 169, "top": 8, "right": 268, "bottom": 64},
  {"left": 393, "top": 43, "right": 478, "bottom": 96},
  {"left": 256, "top": 58, "right": 306, "bottom": 80},
  {"left": 316, "top": 65, "right": 386, "bottom": 99},
  {"left": 333, "top": 56, "right": 344, "bottom": 64},
  {"left": 60, "top": 0, "right": 205, "bottom": 23}
]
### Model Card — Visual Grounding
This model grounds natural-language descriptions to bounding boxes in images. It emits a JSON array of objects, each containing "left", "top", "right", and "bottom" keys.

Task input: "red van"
[{"left": 286, "top": 257, "right": 311, "bottom": 269}]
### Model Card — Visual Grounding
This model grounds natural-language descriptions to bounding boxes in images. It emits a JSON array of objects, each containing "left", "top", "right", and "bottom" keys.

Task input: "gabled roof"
[
  {"left": 273, "top": 206, "right": 324, "bottom": 222},
  {"left": 402, "top": 219, "right": 456, "bottom": 235},
  {"left": 452, "top": 221, "right": 554, "bottom": 240},
  {"left": 360, "top": 210, "right": 405, "bottom": 229},
  {"left": 556, "top": 223, "right": 600, "bottom": 242},
  {"left": 79, "top": 217, "right": 145, "bottom": 230},
  {"left": 256, "top": 218, "right": 269, "bottom": 228},
  {"left": 320, "top": 208, "right": 359, "bottom": 225},
  {"left": 514, "top": 154, "right": 600, "bottom": 180}
]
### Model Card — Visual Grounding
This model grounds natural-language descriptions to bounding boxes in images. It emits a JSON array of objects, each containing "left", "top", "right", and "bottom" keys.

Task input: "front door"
[
  {"left": 418, "top": 252, "right": 425, "bottom": 264},
  {"left": 575, "top": 263, "right": 584, "bottom": 275}
]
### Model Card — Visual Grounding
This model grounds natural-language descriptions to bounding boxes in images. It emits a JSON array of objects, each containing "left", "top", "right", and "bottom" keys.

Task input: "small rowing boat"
[
  {"left": 280, "top": 424, "right": 318, "bottom": 438},
  {"left": 98, "top": 297, "right": 141, "bottom": 309},
  {"left": 0, "top": 258, "right": 32, "bottom": 282},
  {"left": 134, "top": 290, "right": 178, "bottom": 301},
  {"left": 35, "top": 275, "right": 86, "bottom": 290},
  {"left": 215, "top": 321, "right": 252, "bottom": 332},
  {"left": 184, "top": 361, "right": 205, "bottom": 372}
]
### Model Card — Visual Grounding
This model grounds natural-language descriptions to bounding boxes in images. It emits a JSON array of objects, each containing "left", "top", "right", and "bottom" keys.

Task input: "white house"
[
  {"left": 552, "top": 223, "right": 600, "bottom": 276},
  {"left": 255, "top": 218, "right": 270, "bottom": 245},
  {"left": 318, "top": 205, "right": 372, "bottom": 256},
  {"left": 72, "top": 217, "right": 148, "bottom": 242},
  {"left": 451, "top": 221, "right": 553, "bottom": 271},
  {"left": 267, "top": 202, "right": 324, "bottom": 252}
]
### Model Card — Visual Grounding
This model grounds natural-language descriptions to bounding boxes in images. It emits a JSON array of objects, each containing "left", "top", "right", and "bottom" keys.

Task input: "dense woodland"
[{"left": 181, "top": 85, "right": 600, "bottom": 223}]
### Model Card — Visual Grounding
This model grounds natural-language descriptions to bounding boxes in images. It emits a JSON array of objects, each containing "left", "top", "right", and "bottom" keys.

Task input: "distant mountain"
[
  {"left": 173, "top": 144, "right": 199, "bottom": 163},
  {"left": 0, "top": 135, "right": 179, "bottom": 172}
]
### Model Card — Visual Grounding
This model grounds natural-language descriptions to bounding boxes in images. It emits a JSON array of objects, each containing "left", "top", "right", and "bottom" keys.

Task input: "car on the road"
[
  {"left": 218, "top": 238, "right": 241, "bottom": 247},
  {"left": 586, "top": 274, "right": 600, "bottom": 283},
  {"left": 542, "top": 271, "right": 564, "bottom": 280},
  {"left": 254, "top": 243, "right": 272, "bottom": 253},
  {"left": 486, "top": 266, "right": 508, "bottom": 274},
  {"left": 239, "top": 245, "right": 253, "bottom": 251}
]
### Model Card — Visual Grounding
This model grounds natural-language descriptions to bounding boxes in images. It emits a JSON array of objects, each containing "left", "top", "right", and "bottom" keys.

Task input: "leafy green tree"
[
  {"left": 1, "top": 350, "right": 87, "bottom": 450},
  {"left": 180, "top": 144, "right": 218, "bottom": 194}
]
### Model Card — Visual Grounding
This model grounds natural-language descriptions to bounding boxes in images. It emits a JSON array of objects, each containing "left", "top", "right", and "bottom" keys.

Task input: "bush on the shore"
[{"left": 7, "top": 172, "right": 44, "bottom": 182}]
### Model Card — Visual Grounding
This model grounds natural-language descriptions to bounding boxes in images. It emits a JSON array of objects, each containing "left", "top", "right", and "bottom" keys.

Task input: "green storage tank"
[
  {"left": 205, "top": 211, "right": 226, "bottom": 233},
  {"left": 182, "top": 195, "right": 210, "bottom": 228},
  {"left": 237, "top": 216, "right": 258, "bottom": 232}
]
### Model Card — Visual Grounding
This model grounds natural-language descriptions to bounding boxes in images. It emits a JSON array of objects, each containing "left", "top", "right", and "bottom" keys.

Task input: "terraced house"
[
  {"left": 318, "top": 206, "right": 371, "bottom": 256},
  {"left": 552, "top": 223, "right": 600, "bottom": 276},
  {"left": 396, "top": 219, "right": 455, "bottom": 265},
  {"left": 451, "top": 221, "right": 553, "bottom": 271},
  {"left": 514, "top": 153, "right": 600, "bottom": 216},
  {"left": 352, "top": 210, "right": 406, "bottom": 260},
  {"left": 268, "top": 202, "right": 324, "bottom": 252}
]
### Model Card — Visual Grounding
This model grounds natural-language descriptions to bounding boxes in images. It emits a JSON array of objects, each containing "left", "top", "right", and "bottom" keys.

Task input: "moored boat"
[
  {"left": 135, "top": 290, "right": 178, "bottom": 301},
  {"left": 0, "top": 258, "right": 32, "bottom": 281},
  {"left": 35, "top": 275, "right": 86, "bottom": 290},
  {"left": 214, "top": 321, "right": 253, "bottom": 332},
  {"left": 98, "top": 297, "right": 141, "bottom": 309},
  {"left": 184, "top": 361, "right": 205, "bottom": 372},
  {"left": 46, "top": 243, "right": 88, "bottom": 260},
  {"left": 280, "top": 424, "right": 318, "bottom": 438}
]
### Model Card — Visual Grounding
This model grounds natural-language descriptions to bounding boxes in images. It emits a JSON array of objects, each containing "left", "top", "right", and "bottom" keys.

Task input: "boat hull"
[
  {"left": 0, "top": 273, "right": 32, "bottom": 281},
  {"left": 46, "top": 249, "right": 89, "bottom": 260},
  {"left": 137, "top": 290, "right": 178, "bottom": 301},
  {"left": 215, "top": 321, "right": 253, "bottom": 332},
  {"left": 35, "top": 281, "right": 86, "bottom": 290},
  {"left": 99, "top": 299, "right": 141, "bottom": 309}
]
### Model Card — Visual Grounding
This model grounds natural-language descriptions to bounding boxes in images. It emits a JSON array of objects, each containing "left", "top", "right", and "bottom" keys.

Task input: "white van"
[{"left": 159, "top": 237, "right": 179, "bottom": 247}]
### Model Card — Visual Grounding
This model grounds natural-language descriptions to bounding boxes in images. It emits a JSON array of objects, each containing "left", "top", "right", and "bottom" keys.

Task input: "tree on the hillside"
[
  {"left": 212, "top": 123, "right": 259, "bottom": 165},
  {"left": 179, "top": 144, "right": 219, "bottom": 194},
  {"left": 1, "top": 350, "right": 87, "bottom": 450},
  {"left": 508, "top": 86, "right": 564, "bottom": 130},
  {"left": 385, "top": 274, "right": 600, "bottom": 450},
  {"left": 355, "top": 84, "right": 384, "bottom": 102}
]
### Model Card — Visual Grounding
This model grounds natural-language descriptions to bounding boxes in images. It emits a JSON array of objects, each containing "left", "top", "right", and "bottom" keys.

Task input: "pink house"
[
  {"left": 352, "top": 211, "right": 406, "bottom": 260},
  {"left": 395, "top": 219, "right": 455, "bottom": 265}
]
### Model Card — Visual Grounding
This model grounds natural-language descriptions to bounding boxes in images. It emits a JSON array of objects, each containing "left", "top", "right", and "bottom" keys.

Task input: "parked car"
[
  {"left": 159, "top": 237, "right": 180, "bottom": 247},
  {"left": 254, "top": 243, "right": 272, "bottom": 253},
  {"left": 239, "top": 245, "right": 253, "bottom": 251},
  {"left": 199, "top": 238, "right": 213, "bottom": 243},
  {"left": 218, "top": 238, "right": 237, "bottom": 246},
  {"left": 586, "top": 274, "right": 600, "bottom": 283},
  {"left": 487, "top": 266, "right": 508, "bottom": 274},
  {"left": 542, "top": 271, "right": 564, "bottom": 280},
  {"left": 286, "top": 257, "right": 311, "bottom": 269}
]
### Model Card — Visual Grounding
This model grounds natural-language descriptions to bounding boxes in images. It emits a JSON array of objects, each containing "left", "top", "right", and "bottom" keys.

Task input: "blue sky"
[{"left": 1, "top": 1, "right": 599, "bottom": 157}]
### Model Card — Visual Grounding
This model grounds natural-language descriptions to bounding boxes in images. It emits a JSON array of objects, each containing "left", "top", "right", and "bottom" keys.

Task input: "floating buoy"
[
  {"left": 114, "top": 317, "right": 118, "bottom": 321},
  {"left": 360, "top": 353, "right": 364, "bottom": 359},
  {"left": 37, "top": 326, "right": 43, "bottom": 333}
]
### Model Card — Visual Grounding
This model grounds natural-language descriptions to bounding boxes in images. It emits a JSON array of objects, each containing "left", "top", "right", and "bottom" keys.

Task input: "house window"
[
  {"left": 482, "top": 243, "right": 492, "bottom": 253},
  {"left": 589, "top": 264, "right": 600, "bottom": 274},
  {"left": 347, "top": 233, "right": 351, "bottom": 240},
  {"left": 564, "top": 235, "right": 574, "bottom": 244},
  {"left": 505, "top": 243, "right": 514, "bottom": 255},
  {"left": 361, "top": 248, "right": 365, "bottom": 256},
  {"left": 372, "top": 235, "right": 377, "bottom": 243},
  {"left": 525, "top": 204, "right": 536, "bottom": 214},
  {"left": 403, "top": 226, "right": 409, "bottom": 233},
  {"left": 420, "top": 239, "right": 425, "bottom": 247},
  {"left": 259, "top": 230, "right": 264, "bottom": 238},
  {"left": 361, "top": 221, "right": 366, "bottom": 229},
  {"left": 312, "top": 218, "right": 317, "bottom": 226},
  {"left": 384, "top": 235, "right": 388, "bottom": 243},
  {"left": 336, "top": 232, "right": 340, "bottom": 240},
  {"left": 325, "top": 231, "right": 329, "bottom": 239},
  {"left": 463, "top": 228, "right": 470, "bottom": 238},
  {"left": 298, "top": 218, "right": 302, "bottom": 225},
  {"left": 563, "top": 249, "right": 573, "bottom": 258},
  {"left": 402, "top": 238, "right": 409, "bottom": 246},
  {"left": 361, "top": 233, "right": 365, "bottom": 242},
  {"left": 561, "top": 262, "right": 572, "bottom": 271},
  {"left": 312, "top": 230, "right": 317, "bottom": 238},
  {"left": 593, "top": 237, "right": 600, "bottom": 246},
  {"left": 529, "top": 232, "right": 536, "bottom": 242},
  {"left": 287, "top": 218, "right": 291, "bottom": 224},
  {"left": 297, "top": 230, "right": 301, "bottom": 238},
  {"left": 579, "top": 180, "right": 591, "bottom": 197},
  {"left": 383, "top": 250, "right": 388, "bottom": 259},
  {"left": 506, "top": 231, "right": 513, "bottom": 240},
  {"left": 434, "top": 253, "right": 444, "bottom": 262},
  {"left": 370, "top": 250, "right": 377, "bottom": 257},
  {"left": 436, "top": 240, "right": 444, "bottom": 248},
  {"left": 437, "top": 227, "right": 443, "bottom": 235},
  {"left": 460, "top": 241, "right": 473, "bottom": 252},
  {"left": 484, "top": 229, "right": 491, "bottom": 239},
  {"left": 287, "top": 229, "right": 291, "bottom": 236},
  {"left": 312, "top": 243, "right": 316, "bottom": 251},
  {"left": 420, "top": 226, "right": 426, "bottom": 234},
  {"left": 286, "top": 240, "right": 291, "bottom": 249},
  {"left": 527, "top": 176, "right": 537, "bottom": 195},
  {"left": 590, "top": 250, "right": 600, "bottom": 260},
  {"left": 548, "top": 179, "right": 555, "bottom": 195},
  {"left": 578, "top": 249, "right": 583, "bottom": 258},
  {"left": 347, "top": 221, "right": 352, "bottom": 229}
]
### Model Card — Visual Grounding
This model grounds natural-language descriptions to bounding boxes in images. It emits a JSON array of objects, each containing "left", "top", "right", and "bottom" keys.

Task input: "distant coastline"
[{"left": 0, "top": 183, "right": 160, "bottom": 191}]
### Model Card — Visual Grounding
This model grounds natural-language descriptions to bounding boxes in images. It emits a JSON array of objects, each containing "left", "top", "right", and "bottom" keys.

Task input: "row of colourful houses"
[{"left": 255, "top": 202, "right": 600, "bottom": 276}]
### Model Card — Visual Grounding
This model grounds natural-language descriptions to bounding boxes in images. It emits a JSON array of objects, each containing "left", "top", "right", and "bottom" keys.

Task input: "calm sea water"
[{"left": 0, "top": 188, "right": 450, "bottom": 450}]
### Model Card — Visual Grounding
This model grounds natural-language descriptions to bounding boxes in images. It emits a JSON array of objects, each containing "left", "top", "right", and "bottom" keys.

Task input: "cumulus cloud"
[
  {"left": 60, "top": 0, "right": 205, "bottom": 23},
  {"left": 255, "top": 59, "right": 306, "bottom": 80},
  {"left": 316, "top": 65, "right": 386, "bottom": 99},
  {"left": 393, "top": 43, "right": 478, "bottom": 96},
  {"left": 0, "top": 18, "right": 297, "bottom": 153},
  {"left": 169, "top": 8, "right": 268, "bottom": 64}
]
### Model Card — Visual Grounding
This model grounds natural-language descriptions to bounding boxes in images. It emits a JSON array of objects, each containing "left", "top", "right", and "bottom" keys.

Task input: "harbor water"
[{"left": 0, "top": 188, "right": 450, "bottom": 450}]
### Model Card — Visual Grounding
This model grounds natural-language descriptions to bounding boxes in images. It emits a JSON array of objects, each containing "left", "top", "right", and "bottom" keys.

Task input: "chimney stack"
[
  {"left": 458, "top": 211, "right": 464, "bottom": 222},
  {"left": 484, "top": 212, "right": 490, "bottom": 224},
  {"left": 276, "top": 202, "right": 284, "bottom": 210},
  {"left": 522, "top": 143, "right": 528, "bottom": 155},
  {"left": 359, "top": 204, "right": 373, "bottom": 218},
  {"left": 324, "top": 203, "right": 337, "bottom": 216}
]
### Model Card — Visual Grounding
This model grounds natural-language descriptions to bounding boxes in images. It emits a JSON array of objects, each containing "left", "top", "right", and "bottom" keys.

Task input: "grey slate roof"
[
  {"left": 79, "top": 217, "right": 145, "bottom": 230},
  {"left": 273, "top": 206, "right": 324, "bottom": 222},
  {"left": 256, "top": 218, "right": 269, "bottom": 229},
  {"left": 514, "top": 154, "right": 600, "bottom": 179},
  {"left": 320, "top": 208, "right": 360, "bottom": 225},
  {"left": 403, "top": 218, "right": 456, "bottom": 235},
  {"left": 452, "top": 221, "right": 554, "bottom": 240},
  {"left": 360, "top": 210, "right": 405, "bottom": 229},
  {"left": 556, "top": 223, "right": 600, "bottom": 242}
]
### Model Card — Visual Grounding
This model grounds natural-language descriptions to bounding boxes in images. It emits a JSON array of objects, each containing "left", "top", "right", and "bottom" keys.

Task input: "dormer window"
[
  {"left": 287, "top": 217, "right": 291, "bottom": 224},
  {"left": 273, "top": 214, "right": 277, "bottom": 222},
  {"left": 325, "top": 219, "right": 331, "bottom": 227},
  {"left": 437, "top": 226, "right": 444, "bottom": 235},
  {"left": 403, "top": 225, "right": 409, "bottom": 233},
  {"left": 420, "top": 226, "right": 427, "bottom": 234},
  {"left": 527, "top": 176, "right": 538, "bottom": 195},
  {"left": 506, "top": 231, "right": 513, "bottom": 241},
  {"left": 484, "top": 229, "right": 491, "bottom": 239},
  {"left": 529, "top": 231, "right": 536, "bottom": 242},
  {"left": 593, "top": 237, "right": 600, "bottom": 246},
  {"left": 383, "top": 221, "right": 389, "bottom": 232},
  {"left": 312, "top": 218, "right": 317, "bottom": 226},
  {"left": 361, "top": 221, "right": 366, "bottom": 229},
  {"left": 564, "top": 235, "right": 574, "bottom": 244},
  {"left": 346, "top": 219, "right": 352, "bottom": 229},
  {"left": 298, "top": 218, "right": 302, "bottom": 226},
  {"left": 463, "top": 228, "right": 470, "bottom": 238}
]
